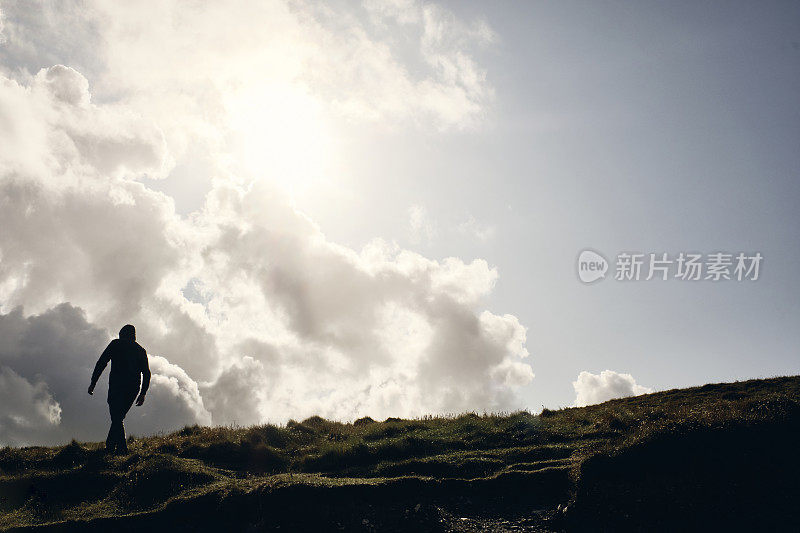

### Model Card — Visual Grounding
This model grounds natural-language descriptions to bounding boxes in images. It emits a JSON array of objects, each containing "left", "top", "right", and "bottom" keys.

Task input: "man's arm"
[
  {"left": 88, "top": 340, "right": 115, "bottom": 395},
  {"left": 136, "top": 351, "right": 151, "bottom": 406}
]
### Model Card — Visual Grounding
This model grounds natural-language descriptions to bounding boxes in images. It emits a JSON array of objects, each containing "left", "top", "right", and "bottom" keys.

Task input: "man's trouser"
[{"left": 106, "top": 390, "right": 138, "bottom": 454}]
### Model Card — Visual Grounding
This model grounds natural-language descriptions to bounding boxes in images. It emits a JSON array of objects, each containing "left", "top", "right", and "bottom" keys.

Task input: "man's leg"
[
  {"left": 109, "top": 395, "right": 136, "bottom": 454},
  {"left": 105, "top": 411, "right": 115, "bottom": 453},
  {"left": 107, "top": 403, "right": 123, "bottom": 453},
  {"left": 117, "top": 417, "right": 128, "bottom": 454}
]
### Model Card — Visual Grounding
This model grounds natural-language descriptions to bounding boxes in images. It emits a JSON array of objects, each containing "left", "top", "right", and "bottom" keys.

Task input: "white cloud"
[
  {"left": 143, "top": 355, "right": 212, "bottom": 429},
  {"left": 573, "top": 370, "right": 652, "bottom": 407},
  {"left": 0, "top": 366, "right": 61, "bottom": 446},
  {"left": 458, "top": 215, "right": 495, "bottom": 242},
  {"left": 0, "top": 2, "right": 531, "bottom": 444},
  {"left": 0, "top": 0, "right": 493, "bottom": 134},
  {"left": 194, "top": 181, "right": 530, "bottom": 421},
  {"left": 408, "top": 204, "right": 437, "bottom": 245}
]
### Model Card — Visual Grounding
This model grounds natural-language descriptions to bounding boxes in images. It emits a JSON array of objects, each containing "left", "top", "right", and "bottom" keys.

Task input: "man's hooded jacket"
[{"left": 91, "top": 327, "right": 151, "bottom": 404}]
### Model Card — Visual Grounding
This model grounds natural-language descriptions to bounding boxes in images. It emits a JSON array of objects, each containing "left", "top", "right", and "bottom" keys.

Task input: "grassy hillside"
[{"left": 1, "top": 376, "right": 799, "bottom": 531}]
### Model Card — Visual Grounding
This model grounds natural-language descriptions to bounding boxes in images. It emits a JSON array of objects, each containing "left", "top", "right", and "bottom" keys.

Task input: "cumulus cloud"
[
  {"left": 0, "top": 0, "right": 493, "bottom": 133},
  {"left": 194, "top": 183, "right": 529, "bottom": 421},
  {"left": 139, "top": 355, "right": 212, "bottom": 432},
  {"left": 0, "top": 1, "right": 532, "bottom": 445},
  {"left": 0, "top": 366, "right": 61, "bottom": 446},
  {"left": 573, "top": 370, "right": 652, "bottom": 407}
]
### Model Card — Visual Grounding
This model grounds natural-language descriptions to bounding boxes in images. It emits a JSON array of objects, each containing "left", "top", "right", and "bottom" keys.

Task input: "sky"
[{"left": 0, "top": 0, "right": 798, "bottom": 446}]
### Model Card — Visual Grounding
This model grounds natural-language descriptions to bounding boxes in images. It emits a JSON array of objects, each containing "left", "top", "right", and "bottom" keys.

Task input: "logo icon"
[{"left": 578, "top": 249, "right": 608, "bottom": 283}]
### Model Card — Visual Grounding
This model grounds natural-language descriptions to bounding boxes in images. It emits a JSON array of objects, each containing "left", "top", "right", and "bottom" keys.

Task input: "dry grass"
[{"left": 1, "top": 375, "right": 798, "bottom": 530}]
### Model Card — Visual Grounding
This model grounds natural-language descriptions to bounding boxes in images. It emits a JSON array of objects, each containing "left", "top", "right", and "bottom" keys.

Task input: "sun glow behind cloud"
[{"left": 225, "top": 83, "right": 333, "bottom": 196}]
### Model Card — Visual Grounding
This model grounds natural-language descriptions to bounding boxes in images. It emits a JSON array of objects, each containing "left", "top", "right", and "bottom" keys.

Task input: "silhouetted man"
[{"left": 88, "top": 324, "right": 151, "bottom": 454}]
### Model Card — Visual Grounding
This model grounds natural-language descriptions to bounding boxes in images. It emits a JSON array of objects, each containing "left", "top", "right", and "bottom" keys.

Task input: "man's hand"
[
  {"left": 135, "top": 393, "right": 146, "bottom": 406},
  {"left": 88, "top": 383, "right": 95, "bottom": 395}
]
